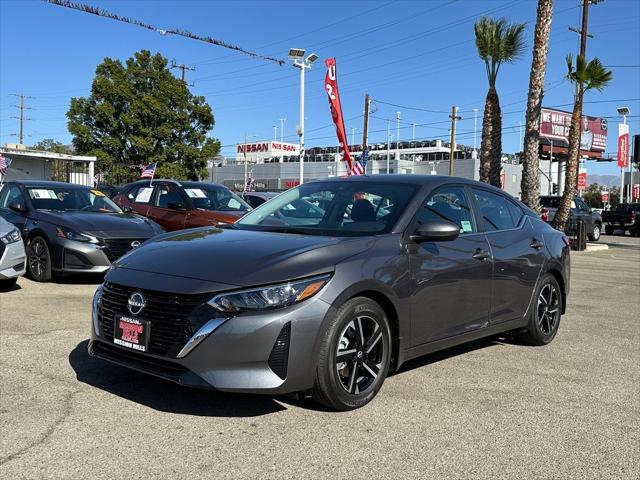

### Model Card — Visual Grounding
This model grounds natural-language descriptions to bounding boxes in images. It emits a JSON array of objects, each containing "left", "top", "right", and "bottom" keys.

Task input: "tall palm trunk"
[
  {"left": 480, "top": 87, "right": 502, "bottom": 186},
  {"left": 553, "top": 86, "right": 583, "bottom": 230},
  {"left": 521, "top": 0, "right": 553, "bottom": 211}
]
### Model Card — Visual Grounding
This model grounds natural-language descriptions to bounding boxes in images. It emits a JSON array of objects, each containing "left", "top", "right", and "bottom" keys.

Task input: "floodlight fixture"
[
  {"left": 617, "top": 106, "right": 630, "bottom": 116},
  {"left": 288, "top": 48, "right": 305, "bottom": 61},
  {"left": 305, "top": 53, "right": 318, "bottom": 64}
]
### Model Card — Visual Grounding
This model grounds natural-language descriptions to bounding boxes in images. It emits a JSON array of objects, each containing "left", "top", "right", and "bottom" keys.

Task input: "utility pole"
[
  {"left": 473, "top": 108, "right": 479, "bottom": 159},
  {"left": 170, "top": 61, "right": 195, "bottom": 83},
  {"left": 279, "top": 117, "right": 285, "bottom": 163},
  {"left": 411, "top": 123, "right": 416, "bottom": 141},
  {"left": 351, "top": 127, "right": 355, "bottom": 148},
  {"left": 386, "top": 120, "right": 391, "bottom": 174},
  {"left": 243, "top": 132, "right": 248, "bottom": 190},
  {"left": 10, "top": 94, "right": 33, "bottom": 145},
  {"left": 361, "top": 94, "right": 370, "bottom": 150},
  {"left": 448, "top": 106, "right": 461, "bottom": 176}
]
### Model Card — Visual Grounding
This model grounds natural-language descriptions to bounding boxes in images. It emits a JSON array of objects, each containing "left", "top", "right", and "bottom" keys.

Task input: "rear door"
[
  {"left": 471, "top": 188, "right": 546, "bottom": 325},
  {"left": 408, "top": 185, "right": 493, "bottom": 345},
  {"left": 123, "top": 184, "right": 153, "bottom": 217}
]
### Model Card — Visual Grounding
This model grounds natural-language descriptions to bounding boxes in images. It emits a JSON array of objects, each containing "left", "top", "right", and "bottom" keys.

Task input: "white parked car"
[{"left": 0, "top": 216, "right": 26, "bottom": 290}]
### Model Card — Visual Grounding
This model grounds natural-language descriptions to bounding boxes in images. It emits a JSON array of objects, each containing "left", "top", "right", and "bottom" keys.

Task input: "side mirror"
[
  {"left": 167, "top": 202, "right": 185, "bottom": 211},
  {"left": 409, "top": 220, "right": 460, "bottom": 243},
  {"left": 121, "top": 205, "right": 133, "bottom": 213},
  {"left": 8, "top": 201, "right": 27, "bottom": 213}
]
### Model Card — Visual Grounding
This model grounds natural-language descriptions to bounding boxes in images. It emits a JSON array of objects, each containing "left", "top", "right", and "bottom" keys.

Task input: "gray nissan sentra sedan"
[{"left": 89, "top": 175, "right": 570, "bottom": 410}]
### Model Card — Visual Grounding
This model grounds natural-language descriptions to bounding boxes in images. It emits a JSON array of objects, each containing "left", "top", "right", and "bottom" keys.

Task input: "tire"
[
  {"left": 517, "top": 273, "right": 562, "bottom": 346},
  {"left": 604, "top": 225, "right": 614, "bottom": 235},
  {"left": 27, "top": 236, "right": 52, "bottom": 282},
  {"left": 0, "top": 277, "right": 18, "bottom": 291},
  {"left": 588, "top": 223, "right": 601, "bottom": 241},
  {"left": 311, "top": 297, "right": 391, "bottom": 411}
]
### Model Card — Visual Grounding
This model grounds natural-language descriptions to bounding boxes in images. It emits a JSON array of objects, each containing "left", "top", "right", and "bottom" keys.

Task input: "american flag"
[
  {"left": 140, "top": 162, "right": 157, "bottom": 179},
  {"left": 350, "top": 158, "right": 364, "bottom": 176},
  {"left": 243, "top": 170, "right": 255, "bottom": 193},
  {"left": 0, "top": 155, "right": 11, "bottom": 176}
]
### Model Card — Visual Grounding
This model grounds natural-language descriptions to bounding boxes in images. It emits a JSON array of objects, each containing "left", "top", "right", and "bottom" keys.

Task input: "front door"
[
  {"left": 471, "top": 188, "right": 546, "bottom": 324},
  {"left": 408, "top": 185, "right": 493, "bottom": 346},
  {"left": 146, "top": 183, "right": 188, "bottom": 231},
  {"left": 0, "top": 184, "right": 29, "bottom": 233}
]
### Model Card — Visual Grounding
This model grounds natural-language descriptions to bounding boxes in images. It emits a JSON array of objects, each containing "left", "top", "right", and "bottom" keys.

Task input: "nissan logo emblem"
[
  {"left": 131, "top": 241, "right": 141, "bottom": 248},
  {"left": 127, "top": 292, "right": 146, "bottom": 316}
]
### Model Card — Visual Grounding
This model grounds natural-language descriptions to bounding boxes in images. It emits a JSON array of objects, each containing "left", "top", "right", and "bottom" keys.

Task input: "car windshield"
[
  {"left": 183, "top": 185, "right": 250, "bottom": 212},
  {"left": 26, "top": 187, "right": 122, "bottom": 213},
  {"left": 235, "top": 181, "right": 419, "bottom": 237}
]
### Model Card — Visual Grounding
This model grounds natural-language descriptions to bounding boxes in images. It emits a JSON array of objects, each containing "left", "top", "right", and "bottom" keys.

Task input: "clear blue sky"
[{"left": 1, "top": 0, "right": 638, "bottom": 177}]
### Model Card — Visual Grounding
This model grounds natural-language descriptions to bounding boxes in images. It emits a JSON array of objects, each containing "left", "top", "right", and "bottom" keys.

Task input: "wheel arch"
[{"left": 546, "top": 267, "right": 567, "bottom": 314}]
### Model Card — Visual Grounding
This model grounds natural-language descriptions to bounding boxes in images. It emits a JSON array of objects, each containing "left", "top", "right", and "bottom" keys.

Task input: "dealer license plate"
[{"left": 113, "top": 314, "right": 150, "bottom": 352}]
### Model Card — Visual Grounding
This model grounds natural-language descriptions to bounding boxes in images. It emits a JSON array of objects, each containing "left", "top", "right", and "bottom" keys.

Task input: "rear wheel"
[
  {"left": 27, "top": 236, "right": 52, "bottom": 282},
  {"left": 588, "top": 223, "right": 601, "bottom": 241},
  {"left": 312, "top": 297, "right": 391, "bottom": 411},
  {"left": 517, "top": 273, "right": 562, "bottom": 346}
]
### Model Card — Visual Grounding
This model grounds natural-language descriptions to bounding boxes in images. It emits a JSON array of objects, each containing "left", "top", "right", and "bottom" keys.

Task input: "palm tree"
[
  {"left": 553, "top": 54, "right": 612, "bottom": 230},
  {"left": 520, "top": 0, "right": 554, "bottom": 212},
  {"left": 474, "top": 17, "right": 526, "bottom": 186}
]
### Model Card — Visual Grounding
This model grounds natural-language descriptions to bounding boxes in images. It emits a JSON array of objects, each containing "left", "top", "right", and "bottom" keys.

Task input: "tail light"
[{"left": 540, "top": 208, "right": 549, "bottom": 222}]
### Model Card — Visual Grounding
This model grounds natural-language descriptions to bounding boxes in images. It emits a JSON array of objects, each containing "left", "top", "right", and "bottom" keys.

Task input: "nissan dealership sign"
[
  {"left": 540, "top": 107, "right": 607, "bottom": 156},
  {"left": 236, "top": 141, "right": 300, "bottom": 162}
]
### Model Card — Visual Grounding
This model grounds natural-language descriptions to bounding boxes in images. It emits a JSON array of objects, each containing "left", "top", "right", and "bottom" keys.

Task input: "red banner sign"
[
  {"left": 577, "top": 168, "right": 587, "bottom": 190},
  {"left": 618, "top": 123, "right": 630, "bottom": 168},
  {"left": 633, "top": 184, "right": 640, "bottom": 201},
  {"left": 325, "top": 58, "right": 360, "bottom": 174}
]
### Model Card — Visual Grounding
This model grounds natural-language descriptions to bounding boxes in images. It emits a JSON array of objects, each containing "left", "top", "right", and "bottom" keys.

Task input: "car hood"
[
  {"left": 112, "top": 227, "right": 374, "bottom": 286},
  {"left": 33, "top": 211, "right": 160, "bottom": 238}
]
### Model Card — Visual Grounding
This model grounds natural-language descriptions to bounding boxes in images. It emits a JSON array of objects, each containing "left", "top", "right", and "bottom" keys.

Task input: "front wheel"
[
  {"left": 588, "top": 223, "right": 601, "bottom": 241},
  {"left": 517, "top": 273, "right": 562, "bottom": 346},
  {"left": 312, "top": 297, "right": 391, "bottom": 411},
  {"left": 27, "top": 236, "right": 52, "bottom": 282}
]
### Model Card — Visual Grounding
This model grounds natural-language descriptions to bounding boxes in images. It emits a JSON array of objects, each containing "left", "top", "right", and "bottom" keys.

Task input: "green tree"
[
  {"left": 520, "top": 0, "right": 553, "bottom": 212},
  {"left": 474, "top": 17, "right": 526, "bottom": 186},
  {"left": 67, "top": 50, "right": 219, "bottom": 184},
  {"left": 30, "top": 138, "right": 71, "bottom": 154},
  {"left": 582, "top": 183, "right": 602, "bottom": 208},
  {"left": 553, "top": 54, "right": 612, "bottom": 229}
]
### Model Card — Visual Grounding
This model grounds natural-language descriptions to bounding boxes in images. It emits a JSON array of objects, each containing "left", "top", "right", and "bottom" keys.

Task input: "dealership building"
[{"left": 209, "top": 139, "right": 523, "bottom": 197}]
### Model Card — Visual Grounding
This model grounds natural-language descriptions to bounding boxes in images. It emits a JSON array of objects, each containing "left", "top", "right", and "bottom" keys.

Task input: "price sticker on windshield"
[{"left": 91, "top": 189, "right": 106, "bottom": 197}]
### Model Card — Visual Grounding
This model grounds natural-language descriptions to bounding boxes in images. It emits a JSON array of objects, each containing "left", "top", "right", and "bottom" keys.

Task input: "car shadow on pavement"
[
  {"left": 53, "top": 273, "right": 105, "bottom": 285},
  {"left": 69, "top": 340, "right": 287, "bottom": 417}
]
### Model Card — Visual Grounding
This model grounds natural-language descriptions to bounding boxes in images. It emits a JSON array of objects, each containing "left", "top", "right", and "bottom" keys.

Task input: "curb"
[{"left": 577, "top": 243, "right": 609, "bottom": 252}]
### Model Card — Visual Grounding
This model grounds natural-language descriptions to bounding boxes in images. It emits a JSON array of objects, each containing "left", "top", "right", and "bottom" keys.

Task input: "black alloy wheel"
[
  {"left": 27, "top": 236, "right": 52, "bottom": 282},
  {"left": 312, "top": 297, "right": 391, "bottom": 410},
  {"left": 518, "top": 273, "right": 562, "bottom": 346}
]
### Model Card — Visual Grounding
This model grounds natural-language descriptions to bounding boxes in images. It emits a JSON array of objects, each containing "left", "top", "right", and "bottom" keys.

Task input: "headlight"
[
  {"left": 208, "top": 274, "right": 331, "bottom": 312},
  {"left": 92, "top": 284, "right": 104, "bottom": 336},
  {"left": 0, "top": 228, "right": 21, "bottom": 245},
  {"left": 56, "top": 226, "right": 99, "bottom": 244}
]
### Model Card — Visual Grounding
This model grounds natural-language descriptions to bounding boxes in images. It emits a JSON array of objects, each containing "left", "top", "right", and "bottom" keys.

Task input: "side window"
[
  {"left": 472, "top": 189, "right": 521, "bottom": 232},
  {"left": 154, "top": 185, "right": 184, "bottom": 208},
  {"left": 127, "top": 185, "right": 153, "bottom": 204},
  {"left": 247, "top": 196, "right": 265, "bottom": 208},
  {"left": 415, "top": 186, "right": 475, "bottom": 234},
  {"left": 576, "top": 198, "right": 590, "bottom": 213},
  {"left": 0, "top": 185, "right": 24, "bottom": 209}
]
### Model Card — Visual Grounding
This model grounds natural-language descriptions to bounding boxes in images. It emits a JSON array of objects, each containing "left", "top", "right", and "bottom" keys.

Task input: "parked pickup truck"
[
  {"left": 540, "top": 195, "right": 602, "bottom": 241},
  {"left": 602, "top": 203, "right": 640, "bottom": 236}
]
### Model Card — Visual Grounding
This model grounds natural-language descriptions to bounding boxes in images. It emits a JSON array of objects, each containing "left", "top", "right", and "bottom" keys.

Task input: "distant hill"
[{"left": 587, "top": 174, "right": 619, "bottom": 188}]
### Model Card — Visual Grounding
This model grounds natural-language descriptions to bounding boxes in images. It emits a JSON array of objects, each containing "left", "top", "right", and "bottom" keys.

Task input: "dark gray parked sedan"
[{"left": 89, "top": 176, "right": 570, "bottom": 410}]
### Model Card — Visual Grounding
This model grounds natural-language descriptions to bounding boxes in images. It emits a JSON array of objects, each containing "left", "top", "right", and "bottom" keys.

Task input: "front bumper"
[
  {"left": 89, "top": 295, "right": 332, "bottom": 394},
  {"left": 0, "top": 241, "right": 27, "bottom": 280},
  {"left": 54, "top": 237, "right": 146, "bottom": 274}
]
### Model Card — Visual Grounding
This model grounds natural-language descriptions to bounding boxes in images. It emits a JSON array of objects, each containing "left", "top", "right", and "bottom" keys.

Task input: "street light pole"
[
  {"left": 473, "top": 108, "right": 478, "bottom": 159},
  {"left": 387, "top": 120, "right": 391, "bottom": 174},
  {"left": 289, "top": 49, "right": 317, "bottom": 186},
  {"left": 279, "top": 117, "right": 285, "bottom": 163},
  {"left": 396, "top": 112, "right": 401, "bottom": 162}
]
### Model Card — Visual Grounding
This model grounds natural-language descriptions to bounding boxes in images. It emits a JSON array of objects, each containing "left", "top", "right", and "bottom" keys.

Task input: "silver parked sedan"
[{"left": 0, "top": 216, "right": 26, "bottom": 290}]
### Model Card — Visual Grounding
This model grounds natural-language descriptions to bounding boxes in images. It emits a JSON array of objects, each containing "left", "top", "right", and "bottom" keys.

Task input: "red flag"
[
  {"left": 618, "top": 123, "right": 629, "bottom": 168},
  {"left": 325, "top": 58, "right": 361, "bottom": 175}
]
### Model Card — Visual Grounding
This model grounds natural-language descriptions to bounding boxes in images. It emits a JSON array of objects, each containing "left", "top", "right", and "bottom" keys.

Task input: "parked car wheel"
[
  {"left": 312, "top": 297, "right": 391, "bottom": 411},
  {"left": 588, "top": 223, "right": 601, "bottom": 241},
  {"left": 0, "top": 278, "right": 18, "bottom": 291},
  {"left": 27, "top": 236, "right": 52, "bottom": 282},
  {"left": 604, "top": 225, "right": 614, "bottom": 235},
  {"left": 517, "top": 273, "right": 562, "bottom": 346}
]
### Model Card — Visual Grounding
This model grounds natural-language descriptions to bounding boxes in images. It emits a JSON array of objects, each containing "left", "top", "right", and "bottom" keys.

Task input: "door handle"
[
  {"left": 530, "top": 239, "right": 544, "bottom": 249},
  {"left": 472, "top": 249, "right": 491, "bottom": 261}
]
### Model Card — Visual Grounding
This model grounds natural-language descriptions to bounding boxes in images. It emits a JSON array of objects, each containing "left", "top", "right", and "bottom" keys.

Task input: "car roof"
[
  {"left": 122, "top": 179, "right": 228, "bottom": 189},
  {"left": 9, "top": 180, "right": 90, "bottom": 189},
  {"left": 311, "top": 174, "right": 507, "bottom": 192}
]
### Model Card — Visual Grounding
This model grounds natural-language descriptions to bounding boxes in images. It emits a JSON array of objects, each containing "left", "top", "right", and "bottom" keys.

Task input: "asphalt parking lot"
[{"left": 1, "top": 234, "right": 638, "bottom": 479}]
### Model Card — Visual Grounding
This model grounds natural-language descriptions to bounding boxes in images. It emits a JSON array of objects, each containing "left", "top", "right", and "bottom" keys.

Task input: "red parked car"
[{"left": 113, "top": 180, "right": 251, "bottom": 231}]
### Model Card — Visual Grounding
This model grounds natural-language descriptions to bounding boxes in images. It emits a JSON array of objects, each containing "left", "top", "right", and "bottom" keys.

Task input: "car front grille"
[
  {"left": 102, "top": 239, "right": 146, "bottom": 263},
  {"left": 98, "top": 281, "right": 212, "bottom": 357}
]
